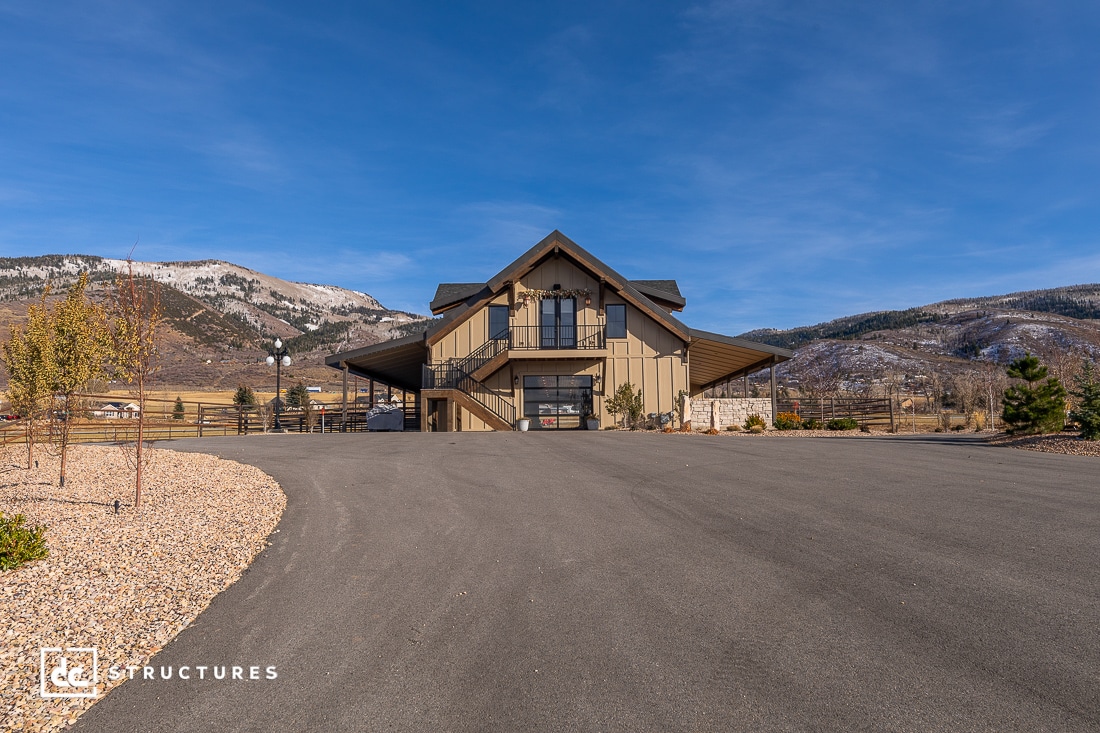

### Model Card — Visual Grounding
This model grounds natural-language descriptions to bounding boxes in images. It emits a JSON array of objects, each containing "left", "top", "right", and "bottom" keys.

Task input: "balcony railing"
[{"left": 507, "top": 325, "right": 605, "bottom": 350}]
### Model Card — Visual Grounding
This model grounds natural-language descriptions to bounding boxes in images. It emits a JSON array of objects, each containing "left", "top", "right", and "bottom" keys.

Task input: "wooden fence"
[{"left": 776, "top": 397, "right": 895, "bottom": 431}]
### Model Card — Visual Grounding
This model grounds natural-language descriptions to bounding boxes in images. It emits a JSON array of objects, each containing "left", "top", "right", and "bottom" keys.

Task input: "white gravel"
[{"left": 0, "top": 444, "right": 285, "bottom": 732}]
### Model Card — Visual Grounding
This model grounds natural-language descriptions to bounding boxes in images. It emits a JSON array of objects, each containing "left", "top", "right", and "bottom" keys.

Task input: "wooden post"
[
  {"left": 197, "top": 403, "right": 203, "bottom": 438},
  {"left": 341, "top": 363, "right": 348, "bottom": 433},
  {"left": 744, "top": 373, "right": 748, "bottom": 398},
  {"left": 769, "top": 358, "right": 777, "bottom": 425},
  {"left": 369, "top": 379, "right": 375, "bottom": 409}
]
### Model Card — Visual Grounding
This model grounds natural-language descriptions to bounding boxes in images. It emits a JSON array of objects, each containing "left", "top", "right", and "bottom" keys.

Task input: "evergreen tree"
[
  {"left": 1002, "top": 353, "right": 1067, "bottom": 435},
  {"left": 233, "top": 385, "right": 257, "bottom": 406},
  {"left": 172, "top": 396, "right": 186, "bottom": 420},
  {"left": 1069, "top": 360, "right": 1100, "bottom": 440},
  {"left": 285, "top": 381, "right": 310, "bottom": 409}
]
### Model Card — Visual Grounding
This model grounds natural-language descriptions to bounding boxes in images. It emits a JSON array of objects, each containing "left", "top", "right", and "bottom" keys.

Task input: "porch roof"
[
  {"left": 325, "top": 333, "right": 428, "bottom": 393},
  {"left": 688, "top": 329, "right": 793, "bottom": 391}
]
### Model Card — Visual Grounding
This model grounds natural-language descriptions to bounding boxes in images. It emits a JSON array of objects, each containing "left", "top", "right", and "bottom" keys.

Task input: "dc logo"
[{"left": 40, "top": 647, "right": 99, "bottom": 698}]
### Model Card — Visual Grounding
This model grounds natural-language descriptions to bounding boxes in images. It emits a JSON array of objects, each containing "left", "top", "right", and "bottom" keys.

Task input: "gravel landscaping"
[{"left": 0, "top": 443, "right": 285, "bottom": 732}]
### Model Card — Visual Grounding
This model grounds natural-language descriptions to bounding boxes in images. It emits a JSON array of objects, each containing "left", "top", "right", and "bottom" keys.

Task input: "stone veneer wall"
[{"left": 684, "top": 397, "right": 773, "bottom": 430}]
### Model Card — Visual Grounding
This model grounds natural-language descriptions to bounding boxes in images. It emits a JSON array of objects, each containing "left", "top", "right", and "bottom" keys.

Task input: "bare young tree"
[{"left": 109, "top": 259, "right": 163, "bottom": 509}]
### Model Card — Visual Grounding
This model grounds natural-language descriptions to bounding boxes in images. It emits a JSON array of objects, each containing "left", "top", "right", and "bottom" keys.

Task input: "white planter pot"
[{"left": 517, "top": 418, "right": 531, "bottom": 432}]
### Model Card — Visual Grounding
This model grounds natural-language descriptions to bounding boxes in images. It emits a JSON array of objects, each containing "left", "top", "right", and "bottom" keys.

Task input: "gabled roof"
[{"left": 430, "top": 230, "right": 693, "bottom": 345}]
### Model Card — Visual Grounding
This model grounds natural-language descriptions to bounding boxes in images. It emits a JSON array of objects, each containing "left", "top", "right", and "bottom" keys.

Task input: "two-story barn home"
[{"left": 327, "top": 231, "right": 791, "bottom": 431}]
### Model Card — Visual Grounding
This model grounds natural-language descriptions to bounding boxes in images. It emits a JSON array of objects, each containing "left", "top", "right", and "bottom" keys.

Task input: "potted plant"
[
  {"left": 585, "top": 413, "right": 599, "bottom": 430},
  {"left": 516, "top": 417, "right": 531, "bottom": 431}
]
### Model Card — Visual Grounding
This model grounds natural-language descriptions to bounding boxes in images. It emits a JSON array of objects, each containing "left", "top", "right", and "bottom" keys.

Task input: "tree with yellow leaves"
[
  {"left": 1, "top": 288, "right": 55, "bottom": 469},
  {"left": 45, "top": 273, "right": 110, "bottom": 487},
  {"left": 108, "top": 259, "right": 163, "bottom": 509}
]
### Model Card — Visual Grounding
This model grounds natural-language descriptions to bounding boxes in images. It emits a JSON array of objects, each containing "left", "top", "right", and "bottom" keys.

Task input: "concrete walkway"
[{"left": 74, "top": 432, "right": 1100, "bottom": 732}]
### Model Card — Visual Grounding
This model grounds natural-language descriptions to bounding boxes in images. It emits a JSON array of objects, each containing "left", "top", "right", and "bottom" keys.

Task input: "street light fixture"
[{"left": 266, "top": 338, "right": 292, "bottom": 432}]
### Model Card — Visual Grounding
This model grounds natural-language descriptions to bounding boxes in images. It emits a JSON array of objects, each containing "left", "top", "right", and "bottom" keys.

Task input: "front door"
[
  {"left": 523, "top": 375, "right": 593, "bottom": 430},
  {"left": 540, "top": 297, "right": 576, "bottom": 348}
]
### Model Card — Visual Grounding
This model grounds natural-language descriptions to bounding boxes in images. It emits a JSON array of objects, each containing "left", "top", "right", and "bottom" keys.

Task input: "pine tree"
[
  {"left": 233, "top": 385, "right": 257, "bottom": 406},
  {"left": 1069, "top": 360, "right": 1100, "bottom": 440},
  {"left": 1002, "top": 353, "right": 1067, "bottom": 435},
  {"left": 285, "top": 382, "right": 310, "bottom": 409},
  {"left": 172, "top": 396, "right": 185, "bottom": 420}
]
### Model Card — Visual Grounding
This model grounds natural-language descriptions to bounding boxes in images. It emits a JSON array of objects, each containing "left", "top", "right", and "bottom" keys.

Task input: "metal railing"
[
  {"left": 422, "top": 364, "right": 516, "bottom": 427},
  {"left": 508, "top": 324, "right": 605, "bottom": 350}
]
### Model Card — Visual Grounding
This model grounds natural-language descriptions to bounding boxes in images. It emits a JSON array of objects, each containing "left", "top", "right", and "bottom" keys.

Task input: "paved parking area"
[{"left": 74, "top": 432, "right": 1100, "bottom": 732}]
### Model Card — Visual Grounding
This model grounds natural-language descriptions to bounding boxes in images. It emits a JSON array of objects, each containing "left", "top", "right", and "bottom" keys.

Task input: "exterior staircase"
[{"left": 422, "top": 334, "right": 516, "bottom": 430}]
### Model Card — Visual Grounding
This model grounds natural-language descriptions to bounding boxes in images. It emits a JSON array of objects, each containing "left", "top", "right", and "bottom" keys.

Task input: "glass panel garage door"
[{"left": 523, "top": 375, "right": 593, "bottom": 430}]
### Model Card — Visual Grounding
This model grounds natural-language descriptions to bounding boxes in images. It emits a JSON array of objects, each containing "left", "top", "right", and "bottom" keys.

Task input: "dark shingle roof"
[
  {"left": 630, "top": 279, "right": 685, "bottom": 308},
  {"left": 430, "top": 283, "right": 486, "bottom": 312}
]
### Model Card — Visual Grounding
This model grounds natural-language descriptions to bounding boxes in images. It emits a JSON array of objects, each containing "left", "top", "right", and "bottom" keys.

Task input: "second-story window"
[
  {"left": 606, "top": 304, "right": 626, "bottom": 339},
  {"left": 489, "top": 305, "right": 509, "bottom": 340}
]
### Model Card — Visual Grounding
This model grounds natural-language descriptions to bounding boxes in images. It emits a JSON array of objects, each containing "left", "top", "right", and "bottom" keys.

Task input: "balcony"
[{"left": 507, "top": 325, "right": 605, "bottom": 351}]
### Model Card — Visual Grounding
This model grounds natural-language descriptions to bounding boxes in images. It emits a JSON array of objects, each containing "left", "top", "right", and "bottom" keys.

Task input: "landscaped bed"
[{"left": 0, "top": 444, "right": 285, "bottom": 732}]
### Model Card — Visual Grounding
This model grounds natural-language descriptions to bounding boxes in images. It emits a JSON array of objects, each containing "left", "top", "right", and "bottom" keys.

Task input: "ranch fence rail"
[{"left": 776, "top": 397, "right": 895, "bottom": 431}]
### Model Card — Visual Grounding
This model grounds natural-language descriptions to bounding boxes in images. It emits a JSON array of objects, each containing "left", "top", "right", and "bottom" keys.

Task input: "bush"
[
  {"left": 704, "top": 427, "right": 719, "bottom": 435},
  {"left": 0, "top": 512, "right": 49, "bottom": 571},
  {"left": 725, "top": 424, "right": 740, "bottom": 431},
  {"left": 743, "top": 414, "right": 767, "bottom": 431},
  {"left": 773, "top": 412, "right": 802, "bottom": 430},
  {"left": 826, "top": 417, "right": 859, "bottom": 431},
  {"left": 802, "top": 418, "right": 822, "bottom": 430}
]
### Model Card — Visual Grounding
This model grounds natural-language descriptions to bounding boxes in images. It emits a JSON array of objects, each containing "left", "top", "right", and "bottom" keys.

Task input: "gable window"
[
  {"left": 606, "top": 304, "right": 626, "bottom": 339},
  {"left": 488, "top": 305, "right": 509, "bottom": 341}
]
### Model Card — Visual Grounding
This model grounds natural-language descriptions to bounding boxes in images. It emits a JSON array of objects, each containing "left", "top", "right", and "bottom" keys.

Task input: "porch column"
[
  {"left": 770, "top": 357, "right": 778, "bottom": 424},
  {"left": 341, "top": 363, "right": 348, "bottom": 433},
  {"left": 420, "top": 394, "right": 429, "bottom": 432}
]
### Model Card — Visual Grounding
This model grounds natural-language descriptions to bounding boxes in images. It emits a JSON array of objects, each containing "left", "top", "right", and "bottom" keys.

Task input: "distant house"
[
  {"left": 94, "top": 401, "right": 141, "bottom": 419},
  {"left": 327, "top": 231, "right": 792, "bottom": 431}
]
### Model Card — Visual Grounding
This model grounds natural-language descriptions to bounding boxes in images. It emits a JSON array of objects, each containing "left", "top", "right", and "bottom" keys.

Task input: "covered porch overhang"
[
  {"left": 687, "top": 329, "right": 793, "bottom": 394},
  {"left": 325, "top": 332, "right": 429, "bottom": 393}
]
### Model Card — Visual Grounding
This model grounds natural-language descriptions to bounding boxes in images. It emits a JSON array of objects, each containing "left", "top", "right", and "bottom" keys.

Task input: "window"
[
  {"left": 540, "top": 297, "right": 576, "bottom": 348},
  {"left": 523, "top": 375, "right": 593, "bottom": 429},
  {"left": 606, "top": 304, "right": 626, "bottom": 339},
  {"left": 488, "top": 305, "right": 509, "bottom": 340}
]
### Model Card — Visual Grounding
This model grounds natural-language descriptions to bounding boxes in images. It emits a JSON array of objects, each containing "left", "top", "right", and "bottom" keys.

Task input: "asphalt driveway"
[{"left": 73, "top": 432, "right": 1100, "bottom": 732}]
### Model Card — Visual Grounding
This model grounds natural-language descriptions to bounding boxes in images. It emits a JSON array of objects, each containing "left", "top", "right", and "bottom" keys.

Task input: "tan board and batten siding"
[{"left": 431, "top": 256, "right": 688, "bottom": 431}]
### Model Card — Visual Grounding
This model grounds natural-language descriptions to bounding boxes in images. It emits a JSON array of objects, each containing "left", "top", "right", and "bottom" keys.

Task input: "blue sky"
[{"left": 1, "top": 1, "right": 1098, "bottom": 334}]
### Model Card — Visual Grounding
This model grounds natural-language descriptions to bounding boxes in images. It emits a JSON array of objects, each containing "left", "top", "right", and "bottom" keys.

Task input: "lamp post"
[{"left": 266, "top": 338, "right": 291, "bottom": 433}]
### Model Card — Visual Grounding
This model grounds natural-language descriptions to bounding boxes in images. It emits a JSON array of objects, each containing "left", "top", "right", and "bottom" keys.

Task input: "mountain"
[
  {"left": 0, "top": 255, "right": 431, "bottom": 388},
  {"left": 737, "top": 285, "right": 1100, "bottom": 395}
]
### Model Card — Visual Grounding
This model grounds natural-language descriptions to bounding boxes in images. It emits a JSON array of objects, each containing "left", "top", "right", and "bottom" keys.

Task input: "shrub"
[
  {"left": 773, "top": 412, "right": 802, "bottom": 430},
  {"left": 743, "top": 414, "right": 766, "bottom": 431},
  {"left": 826, "top": 417, "right": 859, "bottom": 430},
  {"left": 749, "top": 424, "right": 765, "bottom": 434},
  {"left": 607, "top": 382, "right": 644, "bottom": 430},
  {"left": 725, "top": 424, "right": 740, "bottom": 431},
  {"left": 0, "top": 512, "right": 49, "bottom": 571},
  {"left": 704, "top": 427, "right": 719, "bottom": 435},
  {"left": 802, "top": 418, "right": 822, "bottom": 430}
]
